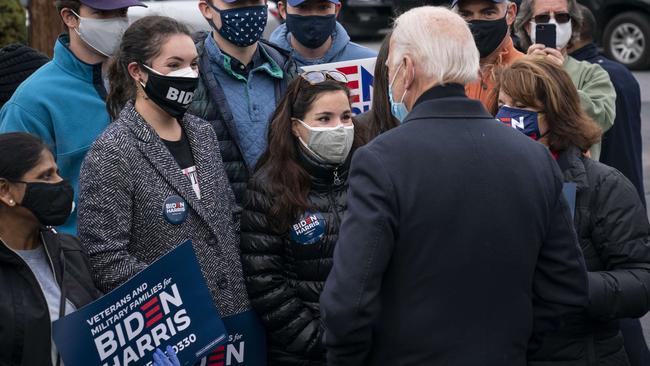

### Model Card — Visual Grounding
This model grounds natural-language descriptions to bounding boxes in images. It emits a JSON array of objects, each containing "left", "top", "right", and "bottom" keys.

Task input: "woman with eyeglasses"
[
  {"left": 494, "top": 57, "right": 650, "bottom": 366},
  {"left": 239, "top": 71, "right": 367, "bottom": 365}
]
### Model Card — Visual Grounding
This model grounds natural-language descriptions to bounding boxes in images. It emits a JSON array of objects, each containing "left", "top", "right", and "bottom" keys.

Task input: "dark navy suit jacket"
[{"left": 320, "top": 84, "right": 589, "bottom": 366}]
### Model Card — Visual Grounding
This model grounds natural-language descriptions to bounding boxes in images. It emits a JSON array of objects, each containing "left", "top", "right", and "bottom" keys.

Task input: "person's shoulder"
[
  {"left": 582, "top": 156, "right": 624, "bottom": 186},
  {"left": 5, "top": 60, "right": 59, "bottom": 102},
  {"left": 56, "top": 232, "right": 85, "bottom": 252},
  {"left": 192, "top": 31, "right": 209, "bottom": 49},
  {"left": 567, "top": 56, "right": 608, "bottom": 77},
  {"left": 248, "top": 164, "right": 274, "bottom": 193},
  {"left": 90, "top": 118, "right": 133, "bottom": 155},
  {"left": 184, "top": 113, "right": 217, "bottom": 137},
  {"left": 268, "top": 23, "right": 289, "bottom": 48},
  {"left": 343, "top": 42, "right": 378, "bottom": 59}
]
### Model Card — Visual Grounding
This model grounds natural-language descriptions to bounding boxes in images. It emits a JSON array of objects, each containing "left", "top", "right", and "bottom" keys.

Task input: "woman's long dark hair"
[
  {"left": 365, "top": 31, "right": 400, "bottom": 139},
  {"left": 0, "top": 132, "right": 47, "bottom": 181},
  {"left": 106, "top": 16, "right": 191, "bottom": 119},
  {"left": 256, "top": 77, "right": 367, "bottom": 231}
]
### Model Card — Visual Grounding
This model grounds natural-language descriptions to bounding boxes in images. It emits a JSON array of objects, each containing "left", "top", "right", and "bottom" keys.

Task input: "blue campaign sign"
[
  {"left": 195, "top": 310, "right": 267, "bottom": 366},
  {"left": 53, "top": 241, "right": 227, "bottom": 366},
  {"left": 562, "top": 182, "right": 577, "bottom": 219}
]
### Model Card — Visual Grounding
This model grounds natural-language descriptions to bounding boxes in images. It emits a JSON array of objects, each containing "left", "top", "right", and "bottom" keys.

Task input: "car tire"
[{"left": 603, "top": 11, "right": 650, "bottom": 70}]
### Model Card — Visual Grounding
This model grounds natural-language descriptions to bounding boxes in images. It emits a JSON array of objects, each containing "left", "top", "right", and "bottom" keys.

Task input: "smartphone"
[{"left": 536, "top": 23, "right": 557, "bottom": 49}]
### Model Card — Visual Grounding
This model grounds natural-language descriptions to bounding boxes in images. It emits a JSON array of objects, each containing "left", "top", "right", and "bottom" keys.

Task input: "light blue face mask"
[{"left": 388, "top": 63, "right": 409, "bottom": 123}]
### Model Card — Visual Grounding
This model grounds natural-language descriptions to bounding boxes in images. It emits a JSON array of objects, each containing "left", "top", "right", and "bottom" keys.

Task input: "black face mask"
[
  {"left": 469, "top": 14, "right": 509, "bottom": 58},
  {"left": 141, "top": 65, "right": 199, "bottom": 119},
  {"left": 15, "top": 180, "right": 74, "bottom": 227},
  {"left": 286, "top": 14, "right": 337, "bottom": 49}
]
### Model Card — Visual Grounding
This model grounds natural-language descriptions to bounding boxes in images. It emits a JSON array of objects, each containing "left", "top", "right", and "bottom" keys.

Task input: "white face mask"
[
  {"left": 143, "top": 65, "right": 199, "bottom": 79},
  {"left": 296, "top": 119, "right": 354, "bottom": 165},
  {"left": 530, "top": 18, "right": 573, "bottom": 50},
  {"left": 71, "top": 10, "right": 129, "bottom": 57}
]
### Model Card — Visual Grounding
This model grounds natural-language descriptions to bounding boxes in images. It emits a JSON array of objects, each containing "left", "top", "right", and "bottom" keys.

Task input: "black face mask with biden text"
[{"left": 140, "top": 65, "right": 199, "bottom": 119}]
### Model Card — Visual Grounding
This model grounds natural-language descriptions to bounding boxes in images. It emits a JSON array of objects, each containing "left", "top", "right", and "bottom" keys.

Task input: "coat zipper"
[{"left": 0, "top": 230, "right": 62, "bottom": 366}]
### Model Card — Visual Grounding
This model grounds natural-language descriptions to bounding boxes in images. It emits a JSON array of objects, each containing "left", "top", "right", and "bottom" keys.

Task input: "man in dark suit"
[{"left": 320, "top": 6, "right": 589, "bottom": 366}]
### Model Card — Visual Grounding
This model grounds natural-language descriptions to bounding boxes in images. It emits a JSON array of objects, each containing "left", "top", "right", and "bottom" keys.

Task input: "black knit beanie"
[{"left": 0, "top": 43, "right": 50, "bottom": 107}]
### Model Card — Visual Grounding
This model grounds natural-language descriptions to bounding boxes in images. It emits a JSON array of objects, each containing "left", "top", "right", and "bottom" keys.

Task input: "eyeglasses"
[
  {"left": 300, "top": 70, "right": 348, "bottom": 85},
  {"left": 533, "top": 12, "right": 572, "bottom": 24}
]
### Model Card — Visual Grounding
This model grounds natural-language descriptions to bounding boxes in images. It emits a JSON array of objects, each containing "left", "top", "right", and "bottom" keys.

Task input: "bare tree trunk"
[{"left": 28, "top": 0, "right": 63, "bottom": 57}]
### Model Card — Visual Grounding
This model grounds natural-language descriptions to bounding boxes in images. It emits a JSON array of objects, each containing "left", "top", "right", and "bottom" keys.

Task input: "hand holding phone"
[{"left": 535, "top": 23, "right": 557, "bottom": 49}]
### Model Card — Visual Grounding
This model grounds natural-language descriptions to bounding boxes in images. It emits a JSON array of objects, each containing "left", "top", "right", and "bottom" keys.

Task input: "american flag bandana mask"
[{"left": 207, "top": 4, "right": 268, "bottom": 47}]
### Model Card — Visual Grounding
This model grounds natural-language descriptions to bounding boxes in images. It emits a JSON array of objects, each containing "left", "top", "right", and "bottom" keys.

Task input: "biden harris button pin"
[
  {"left": 290, "top": 211, "right": 326, "bottom": 245},
  {"left": 163, "top": 195, "right": 188, "bottom": 225}
]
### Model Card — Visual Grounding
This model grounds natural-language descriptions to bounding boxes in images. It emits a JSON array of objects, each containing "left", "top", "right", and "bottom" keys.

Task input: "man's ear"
[
  {"left": 335, "top": 3, "right": 341, "bottom": 17},
  {"left": 403, "top": 56, "right": 416, "bottom": 91},
  {"left": 506, "top": 2, "right": 517, "bottom": 26},
  {"left": 60, "top": 8, "right": 79, "bottom": 30},
  {"left": 198, "top": 1, "right": 213, "bottom": 20},
  {"left": 278, "top": 1, "right": 287, "bottom": 20}
]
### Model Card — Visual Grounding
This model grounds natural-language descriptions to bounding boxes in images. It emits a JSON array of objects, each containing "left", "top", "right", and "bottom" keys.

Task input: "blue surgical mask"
[
  {"left": 496, "top": 105, "right": 545, "bottom": 140},
  {"left": 206, "top": 3, "right": 268, "bottom": 47},
  {"left": 388, "top": 63, "right": 409, "bottom": 123}
]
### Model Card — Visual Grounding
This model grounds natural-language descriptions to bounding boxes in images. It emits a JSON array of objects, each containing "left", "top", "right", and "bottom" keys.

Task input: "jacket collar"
[
  {"left": 53, "top": 35, "right": 103, "bottom": 83},
  {"left": 556, "top": 145, "right": 590, "bottom": 190},
  {"left": 569, "top": 43, "right": 600, "bottom": 62},
  {"left": 297, "top": 147, "right": 350, "bottom": 192},
  {"left": 407, "top": 83, "right": 494, "bottom": 122},
  {"left": 0, "top": 228, "right": 62, "bottom": 278},
  {"left": 119, "top": 102, "right": 234, "bottom": 247}
]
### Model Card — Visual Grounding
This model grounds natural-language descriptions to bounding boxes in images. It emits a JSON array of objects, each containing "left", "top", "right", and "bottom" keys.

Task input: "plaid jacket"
[{"left": 78, "top": 101, "right": 250, "bottom": 317}]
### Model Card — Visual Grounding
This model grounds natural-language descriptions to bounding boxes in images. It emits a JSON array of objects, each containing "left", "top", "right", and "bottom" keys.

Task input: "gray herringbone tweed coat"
[{"left": 78, "top": 101, "right": 250, "bottom": 317}]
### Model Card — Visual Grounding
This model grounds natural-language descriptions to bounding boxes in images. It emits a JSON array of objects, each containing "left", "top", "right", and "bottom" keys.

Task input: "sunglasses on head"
[
  {"left": 300, "top": 70, "right": 348, "bottom": 85},
  {"left": 533, "top": 12, "right": 572, "bottom": 24}
]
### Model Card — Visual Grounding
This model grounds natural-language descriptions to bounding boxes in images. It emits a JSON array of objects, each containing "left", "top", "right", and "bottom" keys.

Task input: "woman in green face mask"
[{"left": 239, "top": 71, "right": 367, "bottom": 365}]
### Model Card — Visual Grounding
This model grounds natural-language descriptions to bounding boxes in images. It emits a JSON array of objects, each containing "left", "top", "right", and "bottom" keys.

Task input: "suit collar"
[{"left": 406, "top": 84, "right": 494, "bottom": 123}]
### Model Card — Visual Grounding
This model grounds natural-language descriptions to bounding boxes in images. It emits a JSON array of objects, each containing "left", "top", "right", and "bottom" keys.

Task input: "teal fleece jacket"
[{"left": 0, "top": 35, "right": 110, "bottom": 234}]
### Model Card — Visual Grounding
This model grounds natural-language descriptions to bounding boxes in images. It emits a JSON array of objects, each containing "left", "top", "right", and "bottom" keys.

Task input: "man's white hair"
[{"left": 390, "top": 6, "right": 479, "bottom": 85}]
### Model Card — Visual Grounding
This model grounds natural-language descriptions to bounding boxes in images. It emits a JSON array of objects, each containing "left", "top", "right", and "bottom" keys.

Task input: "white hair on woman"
[{"left": 390, "top": 6, "right": 480, "bottom": 85}]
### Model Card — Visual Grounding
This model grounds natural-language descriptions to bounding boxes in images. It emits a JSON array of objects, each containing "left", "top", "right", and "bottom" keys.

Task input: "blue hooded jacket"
[
  {"left": 270, "top": 21, "right": 376, "bottom": 68},
  {"left": 0, "top": 35, "right": 110, "bottom": 235}
]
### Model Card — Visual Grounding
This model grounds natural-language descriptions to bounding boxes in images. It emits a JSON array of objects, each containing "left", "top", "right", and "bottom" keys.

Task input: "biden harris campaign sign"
[
  {"left": 53, "top": 241, "right": 227, "bottom": 366},
  {"left": 301, "top": 57, "right": 376, "bottom": 116}
]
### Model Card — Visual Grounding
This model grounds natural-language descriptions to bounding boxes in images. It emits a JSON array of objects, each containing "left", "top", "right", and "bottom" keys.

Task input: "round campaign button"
[
  {"left": 162, "top": 195, "right": 188, "bottom": 225},
  {"left": 290, "top": 211, "right": 326, "bottom": 245}
]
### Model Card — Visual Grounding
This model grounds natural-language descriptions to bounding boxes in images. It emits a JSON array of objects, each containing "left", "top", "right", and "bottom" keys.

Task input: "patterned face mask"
[{"left": 206, "top": 3, "right": 268, "bottom": 47}]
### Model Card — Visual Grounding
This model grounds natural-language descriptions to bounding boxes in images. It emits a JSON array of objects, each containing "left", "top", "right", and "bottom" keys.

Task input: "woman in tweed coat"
[{"left": 77, "top": 16, "right": 257, "bottom": 353}]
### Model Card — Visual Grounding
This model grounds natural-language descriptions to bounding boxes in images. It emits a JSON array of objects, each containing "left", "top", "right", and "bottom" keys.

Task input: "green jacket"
[{"left": 564, "top": 56, "right": 616, "bottom": 160}]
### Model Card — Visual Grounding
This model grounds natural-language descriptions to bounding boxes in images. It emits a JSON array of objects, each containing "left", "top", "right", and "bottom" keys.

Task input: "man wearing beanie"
[{"left": 0, "top": 44, "right": 49, "bottom": 108}]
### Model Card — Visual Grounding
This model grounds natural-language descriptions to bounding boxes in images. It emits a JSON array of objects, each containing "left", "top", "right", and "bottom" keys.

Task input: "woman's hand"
[{"left": 152, "top": 346, "right": 181, "bottom": 366}]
